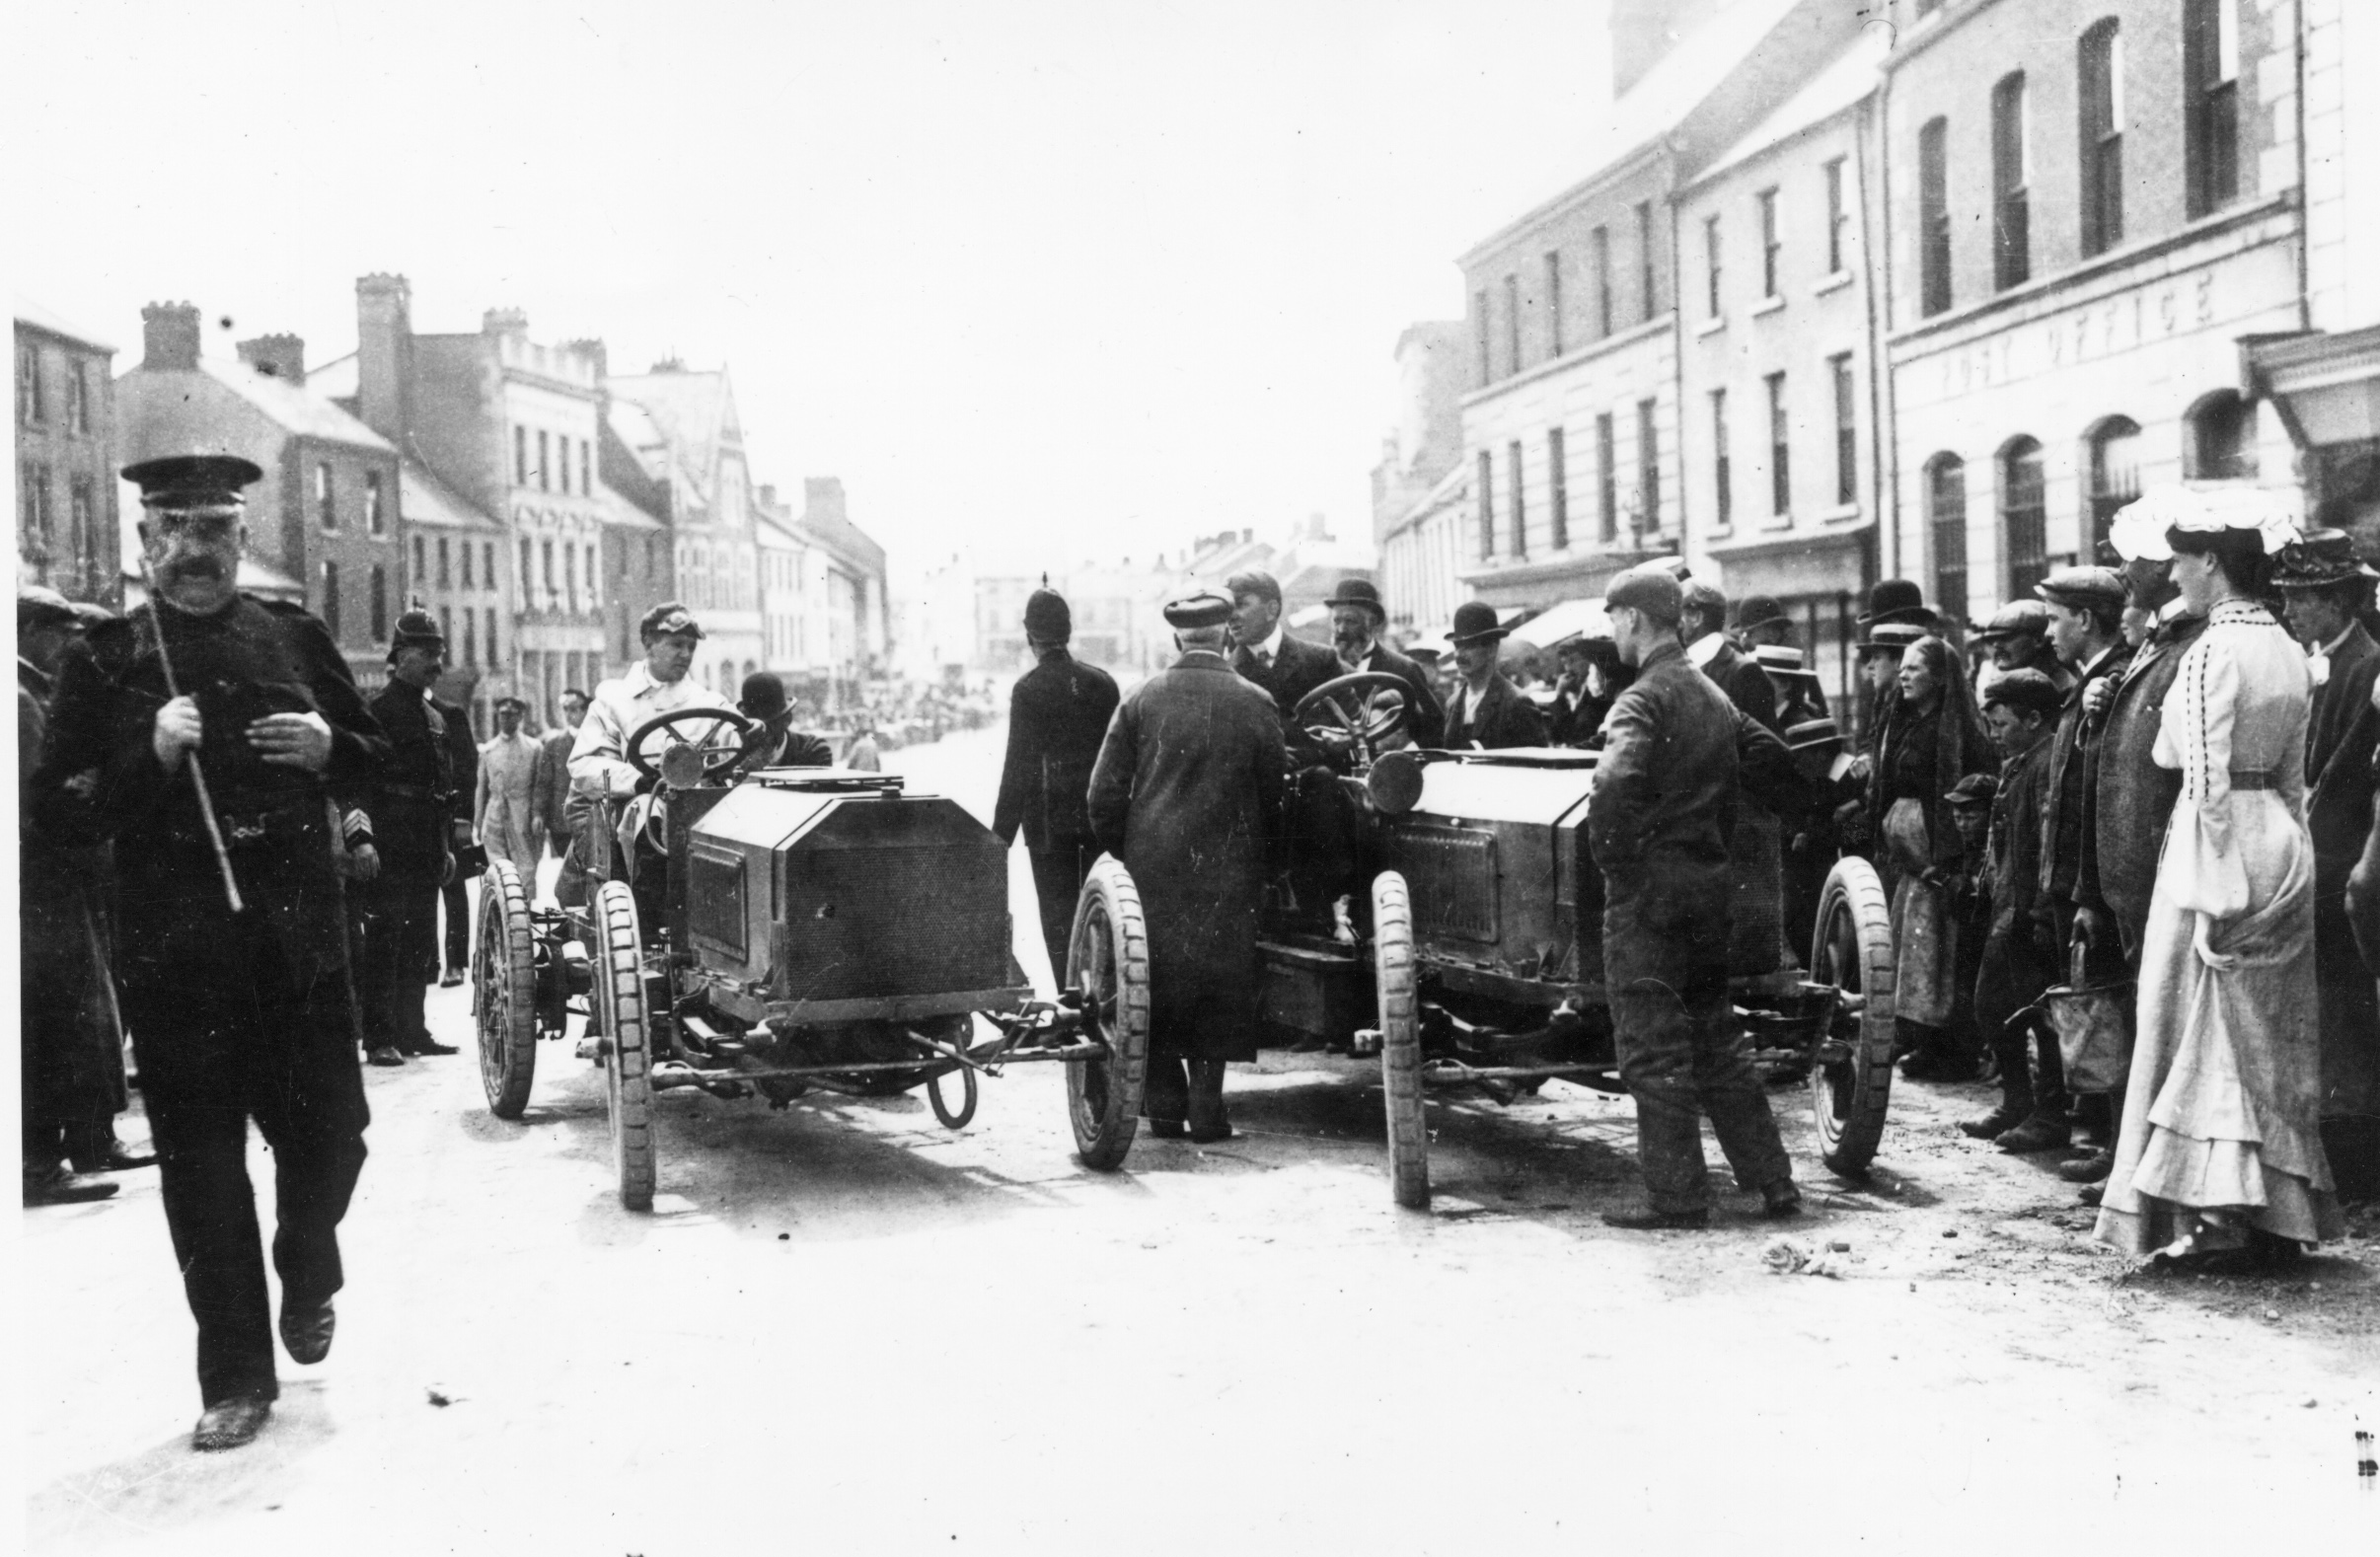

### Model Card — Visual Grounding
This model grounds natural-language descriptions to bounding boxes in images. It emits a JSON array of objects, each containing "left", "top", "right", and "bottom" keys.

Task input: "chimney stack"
[
  {"left": 803, "top": 477, "right": 848, "bottom": 527},
  {"left": 355, "top": 272, "right": 413, "bottom": 442},
  {"left": 141, "top": 302, "right": 201, "bottom": 371},
  {"left": 758, "top": 483, "right": 777, "bottom": 509},
  {"left": 562, "top": 336, "right": 609, "bottom": 380},
  {"left": 483, "top": 307, "right": 529, "bottom": 337},
  {"left": 237, "top": 333, "right": 306, "bottom": 385}
]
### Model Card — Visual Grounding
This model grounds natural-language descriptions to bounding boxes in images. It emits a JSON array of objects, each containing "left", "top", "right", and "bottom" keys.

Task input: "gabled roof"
[
  {"left": 754, "top": 516, "right": 804, "bottom": 554},
  {"left": 605, "top": 368, "right": 742, "bottom": 511},
  {"left": 402, "top": 459, "right": 501, "bottom": 533},
  {"left": 127, "top": 356, "right": 394, "bottom": 453},
  {"left": 598, "top": 482, "right": 666, "bottom": 533},
  {"left": 1688, "top": 23, "right": 1887, "bottom": 189},
  {"left": 793, "top": 509, "right": 885, "bottom": 573},
  {"left": 14, "top": 295, "right": 116, "bottom": 352},
  {"left": 305, "top": 350, "right": 360, "bottom": 403}
]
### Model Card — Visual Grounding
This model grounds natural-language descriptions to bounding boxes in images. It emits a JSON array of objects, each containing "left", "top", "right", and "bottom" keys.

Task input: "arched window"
[
  {"left": 2079, "top": 20, "right": 2124, "bottom": 257},
  {"left": 1926, "top": 454, "right": 1970, "bottom": 628},
  {"left": 2000, "top": 437, "right": 2048, "bottom": 599},
  {"left": 2084, "top": 416, "right": 2141, "bottom": 561},
  {"left": 2186, "top": 391, "right": 2259, "bottom": 480},
  {"left": 1991, "top": 73, "right": 2030, "bottom": 289}
]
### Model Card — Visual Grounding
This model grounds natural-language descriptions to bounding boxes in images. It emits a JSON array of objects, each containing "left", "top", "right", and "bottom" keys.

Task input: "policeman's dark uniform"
[
  {"left": 1587, "top": 565, "right": 1795, "bottom": 1223},
  {"left": 432, "top": 689, "right": 477, "bottom": 978},
  {"left": 357, "top": 612, "right": 456, "bottom": 1059},
  {"left": 992, "top": 589, "right": 1121, "bottom": 981},
  {"left": 33, "top": 456, "right": 388, "bottom": 1411}
]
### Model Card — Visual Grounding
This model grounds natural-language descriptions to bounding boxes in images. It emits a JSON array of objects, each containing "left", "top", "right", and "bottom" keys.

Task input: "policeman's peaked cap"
[
  {"left": 389, "top": 609, "right": 445, "bottom": 653},
  {"left": 123, "top": 454, "right": 264, "bottom": 512}
]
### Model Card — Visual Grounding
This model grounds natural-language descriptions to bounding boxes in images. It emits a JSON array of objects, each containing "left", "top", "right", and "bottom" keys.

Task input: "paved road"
[{"left": 22, "top": 723, "right": 2380, "bottom": 1554}]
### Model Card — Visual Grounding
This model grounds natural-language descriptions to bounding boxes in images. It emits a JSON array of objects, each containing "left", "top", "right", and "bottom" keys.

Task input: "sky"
[{"left": 11, "top": 0, "right": 1619, "bottom": 585}]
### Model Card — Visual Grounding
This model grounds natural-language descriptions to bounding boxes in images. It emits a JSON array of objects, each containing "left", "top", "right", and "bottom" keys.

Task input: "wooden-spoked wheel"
[
  {"left": 1808, "top": 855, "right": 1896, "bottom": 1175},
  {"left": 593, "top": 880, "right": 657, "bottom": 1211},
  {"left": 475, "top": 858, "right": 539, "bottom": 1119},
  {"left": 1374, "top": 870, "right": 1429, "bottom": 1210},
  {"left": 1065, "top": 856, "right": 1151, "bottom": 1171}
]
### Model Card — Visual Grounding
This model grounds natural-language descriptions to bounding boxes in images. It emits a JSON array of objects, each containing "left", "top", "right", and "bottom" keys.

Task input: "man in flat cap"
[
  {"left": 994, "top": 587, "right": 1120, "bottom": 984},
  {"left": 1442, "top": 602, "right": 1548, "bottom": 749},
  {"left": 33, "top": 454, "right": 391, "bottom": 1450},
  {"left": 1679, "top": 579, "right": 1780, "bottom": 731},
  {"left": 476, "top": 695, "right": 544, "bottom": 882},
  {"left": 1088, "top": 590, "right": 1286, "bottom": 1141},
  {"left": 19, "top": 585, "right": 143, "bottom": 1203},
  {"left": 566, "top": 602, "right": 731, "bottom": 906},
  {"left": 2004, "top": 565, "right": 2131, "bottom": 1159},
  {"left": 2274, "top": 527, "right": 2380, "bottom": 1196},
  {"left": 1971, "top": 599, "right": 2068, "bottom": 700},
  {"left": 1961, "top": 667, "right": 2065, "bottom": 1147},
  {"left": 1589, "top": 563, "right": 1799, "bottom": 1228},
  {"left": 356, "top": 610, "right": 462, "bottom": 1068},
  {"left": 1323, "top": 578, "right": 1445, "bottom": 749}
]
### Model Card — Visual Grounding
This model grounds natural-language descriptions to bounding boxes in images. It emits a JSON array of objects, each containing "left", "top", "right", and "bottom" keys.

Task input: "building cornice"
[
  {"left": 1456, "top": 141, "right": 1671, "bottom": 268},
  {"left": 1459, "top": 314, "right": 1673, "bottom": 410}
]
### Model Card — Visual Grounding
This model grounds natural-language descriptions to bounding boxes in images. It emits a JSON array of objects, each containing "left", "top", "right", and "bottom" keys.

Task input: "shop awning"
[{"left": 1506, "top": 597, "right": 1612, "bottom": 647}]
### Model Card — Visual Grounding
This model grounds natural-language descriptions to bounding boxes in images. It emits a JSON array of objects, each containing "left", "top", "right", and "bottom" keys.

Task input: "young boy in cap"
[{"left": 1957, "top": 668, "right": 2064, "bottom": 1147}]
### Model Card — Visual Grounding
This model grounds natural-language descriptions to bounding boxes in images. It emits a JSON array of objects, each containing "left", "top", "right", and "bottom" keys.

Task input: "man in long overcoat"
[
  {"left": 1087, "top": 591, "right": 1286, "bottom": 1142},
  {"left": 1589, "top": 564, "right": 1798, "bottom": 1228},
  {"left": 35, "top": 455, "right": 390, "bottom": 1451},
  {"left": 2275, "top": 528, "right": 2380, "bottom": 1199},
  {"left": 994, "top": 588, "right": 1120, "bottom": 984}
]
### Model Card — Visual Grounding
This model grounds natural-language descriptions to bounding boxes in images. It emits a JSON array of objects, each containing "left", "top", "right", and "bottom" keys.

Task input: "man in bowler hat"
[
  {"left": 994, "top": 587, "right": 1120, "bottom": 983},
  {"left": 33, "top": 455, "right": 390, "bottom": 1450},
  {"left": 1589, "top": 563, "right": 1798, "bottom": 1227},
  {"left": 357, "top": 610, "right": 461, "bottom": 1067},
  {"left": 1322, "top": 578, "right": 1444, "bottom": 749},
  {"left": 1442, "top": 602, "right": 1547, "bottom": 748}
]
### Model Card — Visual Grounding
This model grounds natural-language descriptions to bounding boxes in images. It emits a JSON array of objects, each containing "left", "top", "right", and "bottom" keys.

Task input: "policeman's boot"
[
  {"left": 1185, "top": 1060, "right": 1233, "bottom": 1144},
  {"left": 1143, "top": 1058, "right": 1189, "bottom": 1139}
]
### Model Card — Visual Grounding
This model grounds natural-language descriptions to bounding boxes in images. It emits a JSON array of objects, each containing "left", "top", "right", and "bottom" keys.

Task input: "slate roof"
[
  {"left": 14, "top": 295, "right": 116, "bottom": 352},
  {"left": 402, "top": 460, "right": 501, "bottom": 533},
  {"left": 1688, "top": 24, "right": 1888, "bottom": 187}
]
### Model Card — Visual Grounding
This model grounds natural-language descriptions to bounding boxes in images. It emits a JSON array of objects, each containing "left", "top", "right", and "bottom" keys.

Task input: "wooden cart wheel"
[
  {"left": 1065, "top": 856, "right": 1150, "bottom": 1171},
  {"left": 1374, "top": 871, "right": 1429, "bottom": 1210},
  {"left": 475, "top": 858, "right": 539, "bottom": 1120},
  {"left": 1808, "top": 855, "right": 1896, "bottom": 1175},
  {"left": 928, "top": 1062, "right": 979, "bottom": 1130},
  {"left": 594, "top": 880, "right": 656, "bottom": 1211}
]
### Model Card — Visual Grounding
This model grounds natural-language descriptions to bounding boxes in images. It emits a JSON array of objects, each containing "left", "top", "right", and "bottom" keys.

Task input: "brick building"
[
  {"left": 14, "top": 298, "right": 121, "bottom": 609},
  {"left": 1881, "top": 0, "right": 2305, "bottom": 625},
  {"left": 115, "top": 303, "right": 403, "bottom": 686}
]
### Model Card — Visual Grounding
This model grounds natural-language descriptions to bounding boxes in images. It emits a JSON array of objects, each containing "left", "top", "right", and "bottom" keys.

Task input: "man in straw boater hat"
[
  {"left": 1587, "top": 562, "right": 1800, "bottom": 1228},
  {"left": 1088, "top": 590, "right": 1286, "bottom": 1141},
  {"left": 2272, "top": 525, "right": 2380, "bottom": 1197},
  {"left": 31, "top": 454, "right": 392, "bottom": 1450},
  {"left": 994, "top": 584, "right": 1120, "bottom": 985},
  {"left": 1441, "top": 601, "right": 1548, "bottom": 749}
]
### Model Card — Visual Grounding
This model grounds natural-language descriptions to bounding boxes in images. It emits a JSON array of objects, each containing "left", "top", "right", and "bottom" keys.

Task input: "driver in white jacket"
[{"left": 560, "top": 602, "right": 732, "bottom": 902}]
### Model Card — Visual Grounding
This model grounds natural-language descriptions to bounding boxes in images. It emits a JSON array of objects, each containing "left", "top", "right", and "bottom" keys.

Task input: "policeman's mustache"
[{"left": 166, "top": 556, "right": 226, "bottom": 583}]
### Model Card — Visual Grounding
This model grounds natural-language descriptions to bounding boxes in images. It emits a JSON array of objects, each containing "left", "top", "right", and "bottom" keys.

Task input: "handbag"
[{"left": 2041, "top": 935, "right": 2132, "bottom": 1094}]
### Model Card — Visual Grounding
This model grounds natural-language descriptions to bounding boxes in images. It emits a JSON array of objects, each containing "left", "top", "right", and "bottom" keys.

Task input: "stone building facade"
[{"left": 14, "top": 299, "right": 121, "bottom": 609}]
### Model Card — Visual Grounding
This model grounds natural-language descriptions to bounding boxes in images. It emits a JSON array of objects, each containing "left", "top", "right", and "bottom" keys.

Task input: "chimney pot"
[{"left": 483, "top": 307, "right": 529, "bottom": 337}]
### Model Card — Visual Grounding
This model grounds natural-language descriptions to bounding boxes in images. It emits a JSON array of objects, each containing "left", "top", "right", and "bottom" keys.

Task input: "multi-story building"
[
  {"left": 394, "top": 462, "right": 509, "bottom": 725},
  {"left": 15, "top": 299, "right": 122, "bottom": 609},
  {"left": 1880, "top": 0, "right": 2306, "bottom": 626},
  {"left": 1373, "top": 321, "right": 1470, "bottom": 636},
  {"left": 792, "top": 477, "right": 891, "bottom": 704},
  {"left": 1454, "top": 0, "right": 1862, "bottom": 616},
  {"left": 1377, "top": 466, "right": 1469, "bottom": 639},
  {"left": 115, "top": 303, "right": 404, "bottom": 686},
  {"left": 585, "top": 348, "right": 677, "bottom": 683},
  {"left": 1675, "top": 24, "right": 1890, "bottom": 712},
  {"left": 604, "top": 361, "right": 766, "bottom": 703}
]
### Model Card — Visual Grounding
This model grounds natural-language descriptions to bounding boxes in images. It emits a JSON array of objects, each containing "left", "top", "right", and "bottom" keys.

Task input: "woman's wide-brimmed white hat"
[{"left": 2107, "top": 482, "right": 2304, "bottom": 562}]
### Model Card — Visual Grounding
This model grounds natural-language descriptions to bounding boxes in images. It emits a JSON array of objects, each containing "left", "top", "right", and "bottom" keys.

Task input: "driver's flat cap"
[
  {"left": 1162, "top": 590, "right": 1232, "bottom": 630},
  {"left": 1603, "top": 563, "right": 1682, "bottom": 625}
]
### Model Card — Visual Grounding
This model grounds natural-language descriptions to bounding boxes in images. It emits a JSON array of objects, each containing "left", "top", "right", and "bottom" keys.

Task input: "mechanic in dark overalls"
[
  {"left": 33, "top": 454, "right": 390, "bottom": 1451},
  {"left": 1588, "top": 562, "right": 1800, "bottom": 1229}
]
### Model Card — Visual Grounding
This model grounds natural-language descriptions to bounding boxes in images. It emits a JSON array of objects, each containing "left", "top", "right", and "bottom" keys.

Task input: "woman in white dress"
[{"left": 2095, "top": 518, "right": 2344, "bottom": 1267}]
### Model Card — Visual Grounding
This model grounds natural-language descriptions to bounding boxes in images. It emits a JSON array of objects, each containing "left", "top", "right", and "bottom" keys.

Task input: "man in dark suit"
[
  {"left": 994, "top": 589, "right": 1121, "bottom": 985},
  {"left": 1590, "top": 564, "right": 1797, "bottom": 1228},
  {"left": 36, "top": 455, "right": 389, "bottom": 1450},
  {"left": 1679, "top": 580, "right": 1779, "bottom": 731},
  {"left": 1322, "top": 579, "right": 1444, "bottom": 749},
  {"left": 431, "top": 685, "right": 477, "bottom": 986},
  {"left": 2276, "top": 529, "right": 2380, "bottom": 1198},
  {"left": 1227, "top": 569, "right": 1343, "bottom": 761},
  {"left": 1088, "top": 591, "right": 1285, "bottom": 1142},
  {"left": 1442, "top": 602, "right": 1547, "bottom": 749},
  {"left": 359, "top": 614, "right": 462, "bottom": 1067}
]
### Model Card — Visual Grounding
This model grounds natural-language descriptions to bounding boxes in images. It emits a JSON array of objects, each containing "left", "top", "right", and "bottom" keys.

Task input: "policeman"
[
  {"left": 357, "top": 611, "right": 461, "bottom": 1067},
  {"left": 1589, "top": 563, "right": 1798, "bottom": 1228},
  {"left": 1088, "top": 590, "right": 1286, "bottom": 1141},
  {"left": 34, "top": 454, "right": 390, "bottom": 1451},
  {"left": 993, "top": 588, "right": 1121, "bottom": 984}
]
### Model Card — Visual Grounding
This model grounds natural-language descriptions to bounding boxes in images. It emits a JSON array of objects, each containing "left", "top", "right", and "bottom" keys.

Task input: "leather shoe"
[
  {"left": 2056, "top": 1148, "right": 2114, "bottom": 1183},
  {"left": 1148, "top": 1119, "right": 1188, "bottom": 1140},
  {"left": 70, "top": 1137, "right": 158, "bottom": 1173},
  {"left": 1600, "top": 1205, "right": 1709, "bottom": 1230},
  {"left": 280, "top": 1298, "right": 335, "bottom": 1365},
  {"left": 367, "top": 1045, "right": 407, "bottom": 1067},
  {"left": 1759, "top": 1181, "right": 1803, "bottom": 1219},
  {"left": 1994, "top": 1117, "right": 2070, "bottom": 1154},
  {"left": 1185, "top": 1060, "right": 1232, "bottom": 1143},
  {"left": 1959, "top": 1106, "right": 2029, "bottom": 1141},
  {"left": 407, "top": 1040, "right": 461, "bottom": 1057},
  {"left": 2077, "top": 1184, "right": 2104, "bottom": 1207},
  {"left": 439, "top": 968, "right": 466, "bottom": 988},
  {"left": 192, "top": 1393, "right": 272, "bottom": 1451},
  {"left": 24, "top": 1165, "right": 120, "bottom": 1205}
]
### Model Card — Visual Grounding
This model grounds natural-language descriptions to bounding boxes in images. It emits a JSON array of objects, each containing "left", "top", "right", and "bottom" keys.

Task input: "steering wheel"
[
  {"left": 1293, "top": 672, "right": 1414, "bottom": 749},
  {"left": 626, "top": 706, "right": 757, "bottom": 785}
]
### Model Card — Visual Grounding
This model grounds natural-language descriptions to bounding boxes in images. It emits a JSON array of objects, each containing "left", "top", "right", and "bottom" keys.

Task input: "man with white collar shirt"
[
  {"left": 565, "top": 603, "right": 730, "bottom": 904},
  {"left": 1679, "top": 579, "right": 1780, "bottom": 732},
  {"left": 1323, "top": 579, "right": 1443, "bottom": 749}
]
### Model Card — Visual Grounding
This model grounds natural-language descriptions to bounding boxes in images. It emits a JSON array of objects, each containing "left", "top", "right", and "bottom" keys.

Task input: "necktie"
[{"left": 1256, "top": 649, "right": 1273, "bottom": 671}]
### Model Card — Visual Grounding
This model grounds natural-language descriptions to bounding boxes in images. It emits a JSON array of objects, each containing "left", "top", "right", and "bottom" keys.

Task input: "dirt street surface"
[{"left": 20, "top": 723, "right": 2380, "bottom": 1554}]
